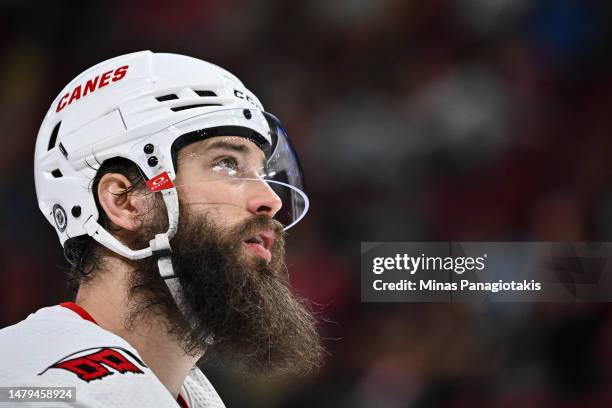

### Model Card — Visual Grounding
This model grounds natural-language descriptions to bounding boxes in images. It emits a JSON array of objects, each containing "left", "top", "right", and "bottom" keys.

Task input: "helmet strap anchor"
[{"left": 85, "top": 186, "right": 188, "bottom": 314}]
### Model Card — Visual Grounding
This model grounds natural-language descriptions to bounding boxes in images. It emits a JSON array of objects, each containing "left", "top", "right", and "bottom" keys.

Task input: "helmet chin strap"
[{"left": 84, "top": 187, "right": 190, "bottom": 315}]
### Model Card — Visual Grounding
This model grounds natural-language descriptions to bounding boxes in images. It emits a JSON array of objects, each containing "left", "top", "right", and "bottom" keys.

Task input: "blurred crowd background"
[{"left": 2, "top": 0, "right": 612, "bottom": 407}]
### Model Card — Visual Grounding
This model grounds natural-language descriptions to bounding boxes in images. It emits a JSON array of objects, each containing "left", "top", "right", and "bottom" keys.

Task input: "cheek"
[
  {"left": 177, "top": 181, "right": 249, "bottom": 227},
  {"left": 179, "top": 180, "right": 241, "bottom": 204}
]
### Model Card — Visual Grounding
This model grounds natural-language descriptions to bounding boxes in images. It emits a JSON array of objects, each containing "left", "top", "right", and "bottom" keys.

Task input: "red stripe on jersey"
[
  {"left": 177, "top": 394, "right": 189, "bottom": 408},
  {"left": 60, "top": 302, "right": 98, "bottom": 325}
]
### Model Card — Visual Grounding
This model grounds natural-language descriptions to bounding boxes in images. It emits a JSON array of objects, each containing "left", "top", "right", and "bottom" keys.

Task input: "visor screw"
[
  {"left": 243, "top": 109, "right": 252, "bottom": 119},
  {"left": 143, "top": 144, "right": 154, "bottom": 154},
  {"left": 148, "top": 156, "right": 159, "bottom": 167},
  {"left": 71, "top": 206, "right": 81, "bottom": 218}
]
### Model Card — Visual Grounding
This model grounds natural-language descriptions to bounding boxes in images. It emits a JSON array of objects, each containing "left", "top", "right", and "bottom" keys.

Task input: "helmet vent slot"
[
  {"left": 171, "top": 103, "right": 222, "bottom": 112},
  {"left": 47, "top": 121, "right": 62, "bottom": 151},
  {"left": 51, "top": 169, "right": 63, "bottom": 178},
  {"left": 194, "top": 90, "right": 217, "bottom": 97},
  {"left": 156, "top": 94, "right": 179, "bottom": 102}
]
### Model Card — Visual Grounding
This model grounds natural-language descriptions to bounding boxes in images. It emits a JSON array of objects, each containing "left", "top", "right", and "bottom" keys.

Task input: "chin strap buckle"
[{"left": 149, "top": 233, "right": 175, "bottom": 279}]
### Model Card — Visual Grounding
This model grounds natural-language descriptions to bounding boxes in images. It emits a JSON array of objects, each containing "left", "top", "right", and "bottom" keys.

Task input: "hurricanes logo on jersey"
[{"left": 39, "top": 346, "right": 146, "bottom": 382}]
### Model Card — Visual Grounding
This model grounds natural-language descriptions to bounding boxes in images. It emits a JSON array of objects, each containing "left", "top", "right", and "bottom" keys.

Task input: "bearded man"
[{"left": 0, "top": 51, "right": 322, "bottom": 408}]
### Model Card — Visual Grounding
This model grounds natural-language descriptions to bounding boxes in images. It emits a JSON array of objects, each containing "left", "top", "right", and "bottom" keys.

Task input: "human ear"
[{"left": 97, "top": 173, "right": 145, "bottom": 232}]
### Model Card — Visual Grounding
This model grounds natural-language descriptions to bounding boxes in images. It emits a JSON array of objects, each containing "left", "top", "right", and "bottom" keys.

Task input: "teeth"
[{"left": 246, "top": 235, "right": 264, "bottom": 245}]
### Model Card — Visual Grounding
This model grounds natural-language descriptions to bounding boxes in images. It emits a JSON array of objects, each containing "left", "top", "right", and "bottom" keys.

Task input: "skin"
[{"left": 75, "top": 136, "right": 283, "bottom": 399}]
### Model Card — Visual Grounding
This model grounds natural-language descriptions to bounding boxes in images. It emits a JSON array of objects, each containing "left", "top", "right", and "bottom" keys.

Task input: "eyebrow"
[{"left": 206, "top": 141, "right": 250, "bottom": 154}]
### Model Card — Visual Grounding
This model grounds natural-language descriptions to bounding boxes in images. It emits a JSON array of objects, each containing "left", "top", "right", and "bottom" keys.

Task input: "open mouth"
[{"left": 243, "top": 231, "right": 275, "bottom": 262}]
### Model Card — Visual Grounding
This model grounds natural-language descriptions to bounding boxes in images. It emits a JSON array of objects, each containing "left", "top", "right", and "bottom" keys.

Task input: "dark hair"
[{"left": 63, "top": 157, "right": 145, "bottom": 292}]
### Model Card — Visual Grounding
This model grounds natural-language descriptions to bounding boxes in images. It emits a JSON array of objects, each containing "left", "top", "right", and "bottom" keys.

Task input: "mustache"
[
  {"left": 229, "top": 214, "right": 285, "bottom": 243},
  {"left": 172, "top": 213, "right": 286, "bottom": 255}
]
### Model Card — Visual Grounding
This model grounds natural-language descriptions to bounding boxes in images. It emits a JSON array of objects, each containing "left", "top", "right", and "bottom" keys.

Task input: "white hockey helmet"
[{"left": 34, "top": 51, "right": 308, "bottom": 278}]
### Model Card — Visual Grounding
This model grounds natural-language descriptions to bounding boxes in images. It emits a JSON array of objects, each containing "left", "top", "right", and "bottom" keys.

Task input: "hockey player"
[{"left": 0, "top": 51, "right": 322, "bottom": 407}]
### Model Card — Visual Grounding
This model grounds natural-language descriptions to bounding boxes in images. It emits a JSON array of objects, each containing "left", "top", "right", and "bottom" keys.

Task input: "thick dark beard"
[{"left": 126, "top": 209, "right": 323, "bottom": 375}]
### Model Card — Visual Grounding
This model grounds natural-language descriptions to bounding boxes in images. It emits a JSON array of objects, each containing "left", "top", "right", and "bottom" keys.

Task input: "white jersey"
[{"left": 0, "top": 303, "right": 225, "bottom": 408}]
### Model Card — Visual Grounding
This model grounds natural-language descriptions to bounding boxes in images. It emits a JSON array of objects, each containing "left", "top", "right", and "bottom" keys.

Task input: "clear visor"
[{"left": 171, "top": 110, "right": 308, "bottom": 230}]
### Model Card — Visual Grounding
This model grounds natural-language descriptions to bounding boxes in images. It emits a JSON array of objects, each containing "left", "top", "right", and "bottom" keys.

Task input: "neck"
[{"left": 74, "top": 256, "right": 199, "bottom": 398}]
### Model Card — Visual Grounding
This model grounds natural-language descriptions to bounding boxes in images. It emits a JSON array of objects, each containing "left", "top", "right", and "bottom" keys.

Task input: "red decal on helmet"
[
  {"left": 98, "top": 70, "right": 113, "bottom": 88},
  {"left": 112, "top": 65, "right": 128, "bottom": 82},
  {"left": 83, "top": 76, "right": 99, "bottom": 96},
  {"left": 146, "top": 171, "right": 175, "bottom": 192},
  {"left": 56, "top": 93, "right": 70, "bottom": 112},
  {"left": 68, "top": 85, "right": 82, "bottom": 104},
  {"left": 55, "top": 65, "right": 130, "bottom": 112}
]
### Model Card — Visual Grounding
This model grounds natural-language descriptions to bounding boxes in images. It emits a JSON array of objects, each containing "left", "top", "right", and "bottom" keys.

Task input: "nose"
[{"left": 246, "top": 180, "right": 283, "bottom": 218}]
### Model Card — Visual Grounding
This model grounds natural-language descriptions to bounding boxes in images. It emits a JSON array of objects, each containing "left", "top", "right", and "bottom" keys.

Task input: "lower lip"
[{"left": 244, "top": 242, "right": 272, "bottom": 262}]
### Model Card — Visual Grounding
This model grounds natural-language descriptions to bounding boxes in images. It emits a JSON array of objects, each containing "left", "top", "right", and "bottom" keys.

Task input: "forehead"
[{"left": 177, "top": 135, "right": 265, "bottom": 162}]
